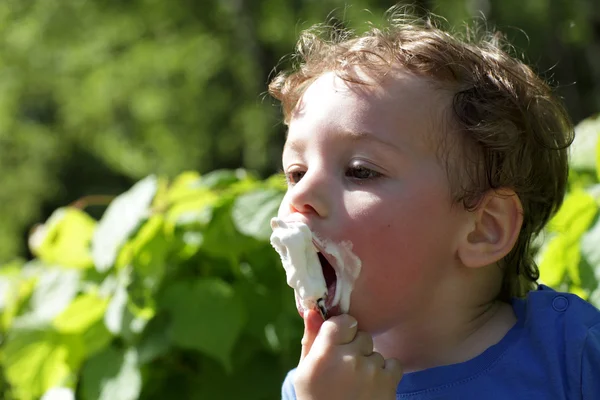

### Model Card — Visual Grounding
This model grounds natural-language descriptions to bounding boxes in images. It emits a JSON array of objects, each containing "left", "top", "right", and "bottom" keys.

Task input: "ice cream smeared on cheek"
[
  {"left": 269, "top": 217, "right": 362, "bottom": 319},
  {"left": 319, "top": 239, "right": 361, "bottom": 315}
]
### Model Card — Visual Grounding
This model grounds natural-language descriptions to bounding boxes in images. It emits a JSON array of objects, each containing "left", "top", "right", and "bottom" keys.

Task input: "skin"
[{"left": 277, "top": 69, "right": 521, "bottom": 399}]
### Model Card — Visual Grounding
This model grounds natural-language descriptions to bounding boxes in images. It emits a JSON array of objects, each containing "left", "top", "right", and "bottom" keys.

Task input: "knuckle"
[
  {"left": 365, "top": 359, "right": 379, "bottom": 377},
  {"left": 384, "top": 358, "right": 404, "bottom": 381},
  {"left": 357, "top": 331, "right": 373, "bottom": 346},
  {"left": 330, "top": 313, "right": 357, "bottom": 328},
  {"left": 318, "top": 320, "right": 339, "bottom": 338},
  {"left": 341, "top": 353, "right": 360, "bottom": 371}
]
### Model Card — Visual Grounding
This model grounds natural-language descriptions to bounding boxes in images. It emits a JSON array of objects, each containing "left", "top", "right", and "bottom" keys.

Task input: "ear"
[{"left": 457, "top": 189, "right": 524, "bottom": 269}]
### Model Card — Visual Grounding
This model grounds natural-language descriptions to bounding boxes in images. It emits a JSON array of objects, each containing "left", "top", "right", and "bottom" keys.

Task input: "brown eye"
[
  {"left": 346, "top": 165, "right": 381, "bottom": 180},
  {"left": 286, "top": 170, "right": 306, "bottom": 185}
]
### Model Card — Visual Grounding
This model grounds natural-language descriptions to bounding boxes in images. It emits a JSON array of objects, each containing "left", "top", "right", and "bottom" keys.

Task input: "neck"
[{"left": 373, "top": 298, "right": 516, "bottom": 373}]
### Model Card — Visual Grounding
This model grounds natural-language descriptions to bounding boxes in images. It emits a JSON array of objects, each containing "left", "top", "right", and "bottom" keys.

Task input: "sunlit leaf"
[
  {"left": 596, "top": 135, "right": 600, "bottom": 181},
  {"left": 53, "top": 293, "right": 109, "bottom": 334},
  {"left": 581, "top": 217, "right": 600, "bottom": 271},
  {"left": 91, "top": 176, "right": 158, "bottom": 272},
  {"left": 81, "top": 347, "right": 141, "bottom": 400},
  {"left": 2, "top": 330, "right": 84, "bottom": 400},
  {"left": 162, "top": 278, "right": 247, "bottom": 371},
  {"left": 41, "top": 387, "right": 75, "bottom": 400},
  {"left": 11, "top": 269, "right": 80, "bottom": 329},
  {"left": 163, "top": 172, "right": 219, "bottom": 239},
  {"left": 199, "top": 169, "right": 248, "bottom": 190},
  {"left": 570, "top": 111, "right": 600, "bottom": 172},
  {"left": 125, "top": 215, "right": 168, "bottom": 292},
  {"left": 104, "top": 281, "right": 129, "bottom": 335},
  {"left": 103, "top": 267, "right": 145, "bottom": 340},
  {"left": 28, "top": 208, "right": 96, "bottom": 269},
  {"left": 165, "top": 171, "right": 203, "bottom": 204},
  {"left": 547, "top": 190, "right": 597, "bottom": 234}
]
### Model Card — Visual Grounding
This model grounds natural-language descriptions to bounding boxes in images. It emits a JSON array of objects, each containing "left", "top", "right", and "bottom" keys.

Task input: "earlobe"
[{"left": 458, "top": 189, "right": 523, "bottom": 268}]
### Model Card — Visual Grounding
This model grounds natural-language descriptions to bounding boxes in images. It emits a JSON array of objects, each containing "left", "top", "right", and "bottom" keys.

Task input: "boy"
[{"left": 269, "top": 7, "right": 600, "bottom": 400}]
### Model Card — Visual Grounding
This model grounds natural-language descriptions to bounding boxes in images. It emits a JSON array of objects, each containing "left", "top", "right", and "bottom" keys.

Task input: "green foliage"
[
  {"left": 0, "top": 170, "right": 299, "bottom": 400},
  {"left": 2, "top": 0, "right": 599, "bottom": 268},
  {"left": 537, "top": 114, "right": 600, "bottom": 304}
]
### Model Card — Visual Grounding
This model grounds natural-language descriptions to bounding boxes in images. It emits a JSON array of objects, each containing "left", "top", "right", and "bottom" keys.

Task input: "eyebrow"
[
  {"left": 283, "top": 129, "right": 402, "bottom": 154},
  {"left": 344, "top": 130, "right": 402, "bottom": 152}
]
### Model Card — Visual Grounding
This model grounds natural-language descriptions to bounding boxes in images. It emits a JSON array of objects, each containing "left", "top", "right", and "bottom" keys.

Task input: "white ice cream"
[
  {"left": 319, "top": 239, "right": 361, "bottom": 314},
  {"left": 270, "top": 217, "right": 362, "bottom": 316}
]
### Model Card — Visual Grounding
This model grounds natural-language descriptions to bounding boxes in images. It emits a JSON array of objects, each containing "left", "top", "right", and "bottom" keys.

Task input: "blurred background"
[
  {"left": 1, "top": 1, "right": 600, "bottom": 399},
  {"left": 1, "top": 0, "right": 599, "bottom": 265}
]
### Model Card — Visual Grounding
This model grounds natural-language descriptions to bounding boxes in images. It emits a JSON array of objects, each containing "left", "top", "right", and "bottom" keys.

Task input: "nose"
[{"left": 284, "top": 169, "right": 330, "bottom": 218}]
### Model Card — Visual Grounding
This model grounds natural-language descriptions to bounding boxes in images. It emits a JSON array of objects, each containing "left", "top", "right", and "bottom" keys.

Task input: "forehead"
[{"left": 286, "top": 69, "right": 453, "bottom": 155}]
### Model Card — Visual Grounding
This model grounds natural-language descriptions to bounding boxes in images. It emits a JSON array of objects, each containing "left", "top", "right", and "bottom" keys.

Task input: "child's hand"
[{"left": 294, "top": 309, "right": 403, "bottom": 400}]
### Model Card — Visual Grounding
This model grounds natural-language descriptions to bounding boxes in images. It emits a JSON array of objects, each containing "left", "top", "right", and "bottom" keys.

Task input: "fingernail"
[{"left": 349, "top": 320, "right": 358, "bottom": 329}]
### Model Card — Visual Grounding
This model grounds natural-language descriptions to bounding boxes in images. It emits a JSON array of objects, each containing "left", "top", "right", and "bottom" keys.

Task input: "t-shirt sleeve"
[
  {"left": 582, "top": 323, "right": 600, "bottom": 399},
  {"left": 281, "top": 369, "right": 297, "bottom": 400}
]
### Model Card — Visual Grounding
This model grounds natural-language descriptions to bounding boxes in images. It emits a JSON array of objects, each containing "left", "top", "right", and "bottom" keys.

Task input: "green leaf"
[
  {"left": 103, "top": 268, "right": 145, "bottom": 340},
  {"left": 538, "top": 235, "right": 572, "bottom": 286},
  {"left": 199, "top": 169, "right": 249, "bottom": 190},
  {"left": 232, "top": 188, "right": 284, "bottom": 240},
  {"left": 590, "top": 286, "right": 600, "bottom": 309},
  {"left": 41, "top": 387, "right": 75, "bottom": 400},
  {"left": 81, "top": 347, "right": 141, "bottom": 400},
  {"left": 165, "top": 171, "right": 203, "bottom": 204},
  {"left": 233, "top": 280, "right": 281, "bottom": 349},
  {"left": 0, "top": 265, "right": 38, "bottom": 331},
  {"left": 2, "top": 330, "right": 84, "bottom": 400},
  {"left": 13, "top": 269, "right": 80, "bottom": 329},
  {"left": 28, "top": 208, "right": 96, "bottom": 269},
  {"left": 79, "top": 318, "right": 113, "bottom": 360},
  {"left": 129, "top": 215, "right": 168, "bottom": 291},
  {"left": 570, "top": 114, "right": 600, "bottom": 172},
  {"left": 581, "top": 216, "right": 600, "bottom": 271},
  {"left": 53, "top": 293, "right": 109, "bottom": 334},
  {"left": 192, "top": 350, "right": 283, "bottom": 400},
  {"left": 135, "top": 314, "right": 171, "bottom": 364},
  {"left": 547, "top": 190, "right": 598, "bottom": 235},
  {"left": 161, "top": 278, "right": 246, "bottom": 371},
  {"left": 201, "top": 199, "right": 259, "bottom": 259},
  {"left": 539, "top": 189, "right": 599, "bottom": 287},
  {"left": 91, "top": 175, "right": 158, "bottom": 272},
  {"left": 596, "top": 135, "right": 600, "bottom": 181}
]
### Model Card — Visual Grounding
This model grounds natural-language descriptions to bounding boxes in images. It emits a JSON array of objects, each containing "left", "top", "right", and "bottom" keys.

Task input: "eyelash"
[{"left": 284, "top": 164, "right": 382, "bottom": 185}]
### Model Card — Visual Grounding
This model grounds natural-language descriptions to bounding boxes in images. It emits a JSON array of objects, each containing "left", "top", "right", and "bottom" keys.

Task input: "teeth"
[{"left": 317, "top": 298, "right": 328, "bottom": 319}]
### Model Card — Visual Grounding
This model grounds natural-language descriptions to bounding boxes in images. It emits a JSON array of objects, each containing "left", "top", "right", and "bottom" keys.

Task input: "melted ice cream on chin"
[{"left": 269, "top": 217, "right": 362, "bottom": 317}]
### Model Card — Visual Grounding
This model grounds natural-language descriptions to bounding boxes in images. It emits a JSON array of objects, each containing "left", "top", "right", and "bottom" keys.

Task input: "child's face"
[{"left": 278, "top": 70, "right": 470, "bottom": 333}]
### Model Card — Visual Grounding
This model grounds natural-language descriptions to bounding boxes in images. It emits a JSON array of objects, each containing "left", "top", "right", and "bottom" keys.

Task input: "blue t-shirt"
[{"left": 281, "top": 285, "right": 600, "bottom": 399}]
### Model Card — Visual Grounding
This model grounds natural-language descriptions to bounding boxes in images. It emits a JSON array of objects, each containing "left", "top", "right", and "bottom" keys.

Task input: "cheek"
[{"left": 345, "top": 186, "right": 458, "bottom": 288}]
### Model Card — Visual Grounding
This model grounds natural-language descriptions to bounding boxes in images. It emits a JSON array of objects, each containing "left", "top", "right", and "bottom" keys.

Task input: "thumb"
[{"left": 300, "top": 308, "right": 324, "bottom": 362}]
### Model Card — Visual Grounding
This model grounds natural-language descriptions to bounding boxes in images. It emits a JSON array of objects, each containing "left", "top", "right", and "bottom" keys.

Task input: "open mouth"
[{"left": 317, "top": 252, "right": 338, "bottom": 317}]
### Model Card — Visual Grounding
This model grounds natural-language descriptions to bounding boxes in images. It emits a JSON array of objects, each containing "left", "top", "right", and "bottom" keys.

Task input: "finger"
[
  {"left": 351, "top": 331, "right": 374, "bottom": 356},
  {"left": 300, "top": 309, "right": 324, "bottom": 362},
  {"left": 383, "top": 358, "right": 404, "bottom": 384},
  {"left": 367, "top": 352, "right": 385, "bottom": 369},
  {"left": 316, "top": 314, "right": 358, "bottom": 347}
]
